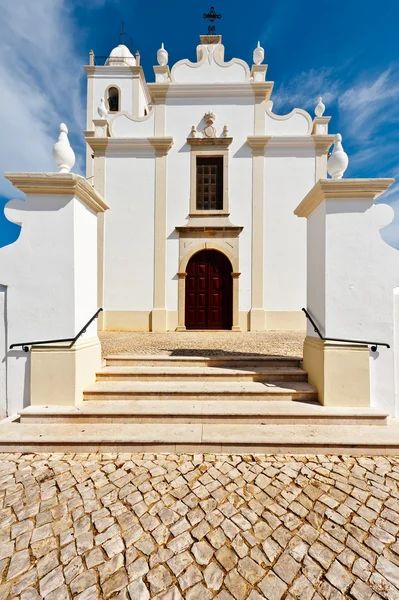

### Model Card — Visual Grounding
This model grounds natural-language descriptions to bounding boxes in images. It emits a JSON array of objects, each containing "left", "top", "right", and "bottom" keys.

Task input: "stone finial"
[
  {"left": 52, "top": 123, "right": 75, "bottom": 174},
  {"left": 222, "top": 125, "right": 229, "bottom": 138},
  {"left": 135, "top": 50, "right": 141, "bottom": 66},
  {"left": 97, "top": 97, "right": 108, "bottom": 119},
  {"left": 327, "top": 134, "right": 349, "bottom": 179},
  {"left": 253, "top": 41, "right": 264, "bottom": 66},
  {"left": 157, "top": 43, "right": 168, "bottom": 66},
  {"left": 190, "top": 125, "right": 198, "bottom": 138},
  {"left": 315, "top": 96, "right": 325, "bottom": 117}
]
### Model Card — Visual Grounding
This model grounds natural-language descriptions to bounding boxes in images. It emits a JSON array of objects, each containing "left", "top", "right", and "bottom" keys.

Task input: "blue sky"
[{"left": 1, "top": 0, "right": 399, "bottom": 247}]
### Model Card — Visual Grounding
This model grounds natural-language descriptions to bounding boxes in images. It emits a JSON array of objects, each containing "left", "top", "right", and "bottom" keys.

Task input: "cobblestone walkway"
[
  {"left": 0, "top": 453, "right": 399, "bottom": 600},
  {"left": 99, "top": 331, "right": 305, "bottom": 359}
]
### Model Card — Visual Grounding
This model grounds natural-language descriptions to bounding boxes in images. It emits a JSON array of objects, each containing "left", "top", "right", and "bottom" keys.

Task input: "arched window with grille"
[{"left": 107, "top": 87, "right": 120, "bottom": 112}]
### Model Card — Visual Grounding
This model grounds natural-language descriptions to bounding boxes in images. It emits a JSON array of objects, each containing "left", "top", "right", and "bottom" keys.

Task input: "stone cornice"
[
  {"left": 312, "top": 134, "right": 335, "bottom": 153},
  {"left": 186, "top": 137, "right": 233, "bottom": 147},
  {"left": 175, "top": 225, "right": 243, "bottom": 234},
  {"left": 149, "top": 137, "right": 174, "bottom": 155},
  {"left": 4, "top": 173, "right": 109, "bottom": 213},
  {"left": 148, "top": 82, "right": 273, "bottom": 101},
  {"left": 294, "top": 178, "right": 394, "bottom": 218},
  {"left": 247, "top": 135, "right": 335, "bottom": 155},
  {"left": 84, "top": 136, "right": 173, "bottom": 154}
]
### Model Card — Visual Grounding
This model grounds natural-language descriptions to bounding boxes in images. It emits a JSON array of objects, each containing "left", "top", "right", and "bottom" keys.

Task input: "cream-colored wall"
[
  {"left": 31, "top": 338, "right": 101, "bottom": 406},
  {"left": 303, "top": 336, "right": 370, "bottom": 407}
]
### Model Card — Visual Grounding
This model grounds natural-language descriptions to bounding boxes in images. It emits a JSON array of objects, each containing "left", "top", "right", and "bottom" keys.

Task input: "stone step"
[
  {"left": 105, "top": 355, "right": 301, "bottom": 368},
  {"left": 19, "top": 401, "right": 388, "bottom": 426},
  {"left": 96, "top": 365, "right": 308, "bottom": 382},
  {"left": 83, "top": 380, "right": 318, "bottom": 402},
  {"left": 1, "top": 421, "right": 399, "bottom": 454}
]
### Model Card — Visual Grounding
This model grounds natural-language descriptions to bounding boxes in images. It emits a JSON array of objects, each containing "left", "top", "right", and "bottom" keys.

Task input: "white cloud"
[
  {"left": 272, "top": 67, "right": 341, "bottom": 113},
  {"left": 0, "top": 1, "right": 86, "bottom": 198},
  {"left": 338, "top": 68, "right": 399, "bottom": 140}
]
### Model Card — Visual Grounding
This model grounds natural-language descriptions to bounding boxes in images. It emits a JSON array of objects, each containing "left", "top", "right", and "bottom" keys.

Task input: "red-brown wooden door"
[{"left": 185, "top": 250, "right": 233, "bottom": 330}]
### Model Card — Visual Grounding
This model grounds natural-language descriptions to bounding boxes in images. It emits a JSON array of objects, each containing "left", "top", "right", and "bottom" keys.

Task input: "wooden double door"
[{"left": 185, "top": 250, "right": 233, "bottom": 330}]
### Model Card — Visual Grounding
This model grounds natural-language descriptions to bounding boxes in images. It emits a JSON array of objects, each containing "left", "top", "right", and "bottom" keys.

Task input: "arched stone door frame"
[{"left": 176, "top": 242, "right": 240, "bottom": 331}]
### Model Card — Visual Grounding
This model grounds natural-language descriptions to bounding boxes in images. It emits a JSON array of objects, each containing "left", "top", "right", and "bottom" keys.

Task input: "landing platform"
[
  {"left": 1, "top": 420, "right": 399, "bottom": 454},
  {"left": 99, "top": 330, "right": 305, "bottom": 359}
]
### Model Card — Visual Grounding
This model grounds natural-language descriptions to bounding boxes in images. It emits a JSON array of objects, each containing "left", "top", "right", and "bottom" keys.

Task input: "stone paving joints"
[{"left": 0, "top": 453, "right": 399, "bottom": 600}]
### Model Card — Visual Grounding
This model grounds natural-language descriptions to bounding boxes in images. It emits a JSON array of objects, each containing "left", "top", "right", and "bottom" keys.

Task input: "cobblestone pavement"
[
  {"left": 99, "top": 332, "right": 305, "bottom": 359},
  {"left": 1, "top": 453, "right": 399, "bottom": 600}
]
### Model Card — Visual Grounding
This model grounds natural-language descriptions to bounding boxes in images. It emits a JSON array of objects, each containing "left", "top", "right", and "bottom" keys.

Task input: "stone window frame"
[{"left": 187, "top": 138, "right": 232, "bottom": 217}]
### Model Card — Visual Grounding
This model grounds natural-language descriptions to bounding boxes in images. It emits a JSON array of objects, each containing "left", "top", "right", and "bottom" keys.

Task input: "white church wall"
[
  {"left": 265, "top": 107, "right": 312, "bottom": 136},
  {"left": 263, "top": 151, "right": 315, "bottom": 317},
  {"left": 230, "top": 142, "right": 253, "bottom": 314},
  {"left": 297, "top": 180, "right": 399, "bottom": 415},
  {"left": 103, "top": 154, "right": 155, "bottom": 326},
  {"left": 394, "top": 287, "right": 399, "bottom": 418},
  {"left": 0, "top": 174, "right": 106, "bottom": 414},
  {"left": 324, "top": 197, "right": 399, "bottom": 416},
  {"left": 110, "top": 111, "right": 155, "bottom": 138},
  {"left": 74, "top": 200, "right": 98, "bottom": 335},
  {"left": 306, "top": 202, "right": 326, "bottom": 335}
]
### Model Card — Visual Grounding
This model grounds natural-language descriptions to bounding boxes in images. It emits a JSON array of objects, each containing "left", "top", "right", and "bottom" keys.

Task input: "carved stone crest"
[{"left": 203, "top": 111, "right": 216, "bottom": 138}]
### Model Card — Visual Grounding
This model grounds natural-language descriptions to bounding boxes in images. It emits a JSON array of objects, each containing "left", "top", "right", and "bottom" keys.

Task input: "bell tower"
[{"left": 84, "top": 40, "right": 150, "bottom": 178}]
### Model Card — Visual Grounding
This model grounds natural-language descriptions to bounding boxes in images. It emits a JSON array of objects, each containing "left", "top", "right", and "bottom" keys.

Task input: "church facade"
[{"left": 84, "top": 35, "right": 334, "bottom": 332}]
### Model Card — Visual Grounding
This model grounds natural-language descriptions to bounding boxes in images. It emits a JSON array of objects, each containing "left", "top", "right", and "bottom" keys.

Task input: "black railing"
[
  {"left": 302, "top": 308, "right": 390, "bottom": 353},
  {"left": 10, "top": 308, "right": 103, "bottom": 353}
]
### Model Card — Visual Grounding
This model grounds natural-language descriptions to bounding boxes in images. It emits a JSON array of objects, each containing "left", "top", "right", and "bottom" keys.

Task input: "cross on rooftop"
[{"left": 203, "top": 6, "right": 222, "bottom": 34}]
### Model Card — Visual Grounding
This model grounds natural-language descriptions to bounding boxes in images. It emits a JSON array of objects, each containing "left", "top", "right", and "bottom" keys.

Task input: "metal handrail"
[
  {"left": 302, "top": 308, "right": 390, "bottom": 353},
  {"left": 10, "top": 308, "right": 103, "bottom": 353}
]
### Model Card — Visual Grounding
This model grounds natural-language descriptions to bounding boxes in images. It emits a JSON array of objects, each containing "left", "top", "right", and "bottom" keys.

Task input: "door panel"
[{"left": 185, "top": 250, "right": 232, "bottom": 330}]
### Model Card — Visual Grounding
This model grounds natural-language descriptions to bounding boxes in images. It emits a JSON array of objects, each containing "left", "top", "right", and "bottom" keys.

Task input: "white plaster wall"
[
  {"left": 306, "top": 202, "right": 326, "bottom": 337},
  {"left": 265, "top": 110, "right": 311, "bottom": 136},
  {"left": 0, "top": 192, "right": 99, "bottom": 415},
  {"left": 165, "top": 99, "right": 254, "bottom": 312},
  {"left": 264, "top": 152, "right": 314, "bottom": 312},
  {"left": 138, "top": 85, "right": 148, "bottom": 116},
  {"left": 92, "top": 75, "right": 134, "bottom": 119},
  {"left": 110, "top": 112, "right": 155, "bottom": 138},
  {"left": 74, "top": 200, "right": 98, "bottom": 337},
  {"left": 0, "top": 285, "right": 6, "bottom": 418},
  {"left": 323, "top": 197, "right": 399, "bottom": 416},
  {"left": 172, "top": 61, "right": 248, "bottom": 84},
  {"left": 104, "top": 154, "right": 155, "bottom": 311},
  {"left": 394, "top": 287, "right": 399, "bottom": 417}
]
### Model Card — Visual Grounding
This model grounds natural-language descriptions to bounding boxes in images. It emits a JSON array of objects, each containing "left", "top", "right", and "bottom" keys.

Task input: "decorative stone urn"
[
  {"left": 157, "top": 43, "right": 168, "bottom": 66},
  {"left": 315, "top": 97, "right": 325, "bottom": 117},
  {"left": 52, "top": 123, "right": 75, "bottom": 174},
  {"left": 97, "top": 97, "right": 108, "bottom": 119},
  {"left": 327, "top": 134, "right": 349, "bottom": 179},
  {"left": 253, "top": 41, "right": 264, "bottom": 65}
]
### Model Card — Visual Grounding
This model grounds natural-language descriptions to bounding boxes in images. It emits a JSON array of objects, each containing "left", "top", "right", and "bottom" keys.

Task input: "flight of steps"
[
  {"left": 0, "top": 355, "right": 399, "bottom": 454},
  {"left": 2, "top": 354, "right": 399, "bottom": 454}
]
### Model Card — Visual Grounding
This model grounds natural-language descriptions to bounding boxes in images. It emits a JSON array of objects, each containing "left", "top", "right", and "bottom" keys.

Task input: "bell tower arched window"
[{"left": 107, "top": 87, "right": 119, "bottom": 112}]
